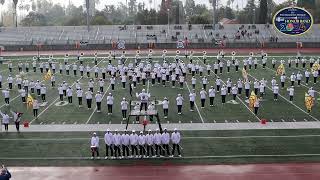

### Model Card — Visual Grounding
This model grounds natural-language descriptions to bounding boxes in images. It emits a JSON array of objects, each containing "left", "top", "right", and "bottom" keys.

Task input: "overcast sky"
[{"left": 2, "top": 0, "right": 288, "bottom": 11}]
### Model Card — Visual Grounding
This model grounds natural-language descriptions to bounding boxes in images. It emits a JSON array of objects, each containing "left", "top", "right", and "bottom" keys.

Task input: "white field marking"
[
  {"left": 2, "top": 153, "right": 320, "bottom": 160},
  {"left": 3, "top": 153, "right": 320, "bottom": 160},
  {"left": 185, "top": 81, "right": 205, "bottom": 123},
  {"left": 263, "top": 65, "right": 319, "bottom": 94},
  {"left": 29, "top": 59, "right": 105, "bottom": 124},
  {"left": 29, "top": 77, "right": 83, "bottom": 124},
  {"left": 0, "top": 79, "right": 45, "bottom": 109},
  {"left": 196, "top": 56, "right": 261, "bottom": 122},
  {"left": 86, "top": 84, "right": 111, "bottom": 124},
  {"left": 4, "top": 134, "right": 320, "bottom": 141},
  {"left": 247, "top": 73, "right": 319, "bottom": 121}
]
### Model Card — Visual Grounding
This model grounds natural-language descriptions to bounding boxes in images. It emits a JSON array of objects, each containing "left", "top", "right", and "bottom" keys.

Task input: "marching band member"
[
  {"left": 161, "top": 128, "right": 171, "bottom": 156},
  {"left": 130, "top": 130, "right": 139, "bottom": 158},
  {"left": 104, "top": 129, "right": 114, "bottom": 159},
  {"left": 171, "top": 128, "right": 182, "bottom": 157},
  {"left": 189, "top": 90, "right": 196, "bottom": 111},
  {"left": 90, "top": 132, "right": 100, "bottom": 159},
  {"left": 162, "top": 97, "right": 169, "bottom": 119},
  {"left": 76, "top": 88, "right": 83, "bottom": 107},
  {"left": 138, "top": 131, "right": 146, "bottom": 158},
  {"left": 106, "top": 93, "right": 114, "bottom": 115},
  {"left": 85, "top": 88, "right": 93, "bottom": 109},
  {"left": 200, "top": 88, "right": 207, "bottom": 108},
  {"left": 121, "top": 98, "right": 129, "bottom": 120},
  {"left": 95, "top": 91, "right": 102, "bottom": 112}
]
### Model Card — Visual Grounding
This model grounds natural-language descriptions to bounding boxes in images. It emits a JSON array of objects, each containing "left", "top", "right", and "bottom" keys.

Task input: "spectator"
[{"left": 0, "top": 165, "right": 11, "bottom": 180}]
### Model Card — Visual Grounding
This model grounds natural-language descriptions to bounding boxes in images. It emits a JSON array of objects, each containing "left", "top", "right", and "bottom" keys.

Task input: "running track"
[{"left": 9, "top": 163, "right": 320, "bottom": 180}]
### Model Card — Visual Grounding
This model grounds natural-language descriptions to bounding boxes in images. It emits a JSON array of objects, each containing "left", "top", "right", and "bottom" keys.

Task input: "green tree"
[
  {"left": 20, "top": 12, "right": 47, "bottom": 26},
  {"left": 259, "top": 0, "right": 268, "bottom": 24},
  {"left": 91, "top": 14, "right": 111, "bottom": 25}
]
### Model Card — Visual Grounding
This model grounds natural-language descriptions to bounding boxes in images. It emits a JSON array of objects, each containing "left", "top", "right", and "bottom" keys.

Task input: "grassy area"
[
  {"left": 0, "top": 53, "right": 319, "bottom": 125},
  {"left": 1, "top": 129, "right": 320, "bottom": 166}
]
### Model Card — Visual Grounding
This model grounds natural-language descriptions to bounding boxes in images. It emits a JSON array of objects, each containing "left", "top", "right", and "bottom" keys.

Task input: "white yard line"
[
  {"left": 196, "top": 57, "right": 261, "bottom": 122},
  {"left": 264, "top": 65, "right": 319, "bottom": 94},
  {"left": 247, "top": 73, "right": 319, "bottom": 121},
  {"left": 1, "top": 153, "right": 320, "bottom": 160},
  {"left": 30, "top": 59, "right": 106, "bottom": 124},
  {"left": 86, "top": 84, "right": 111, "bottom": 124},
  {"left": 0, "top": 79, "right": 45, "bottom": 109},
  {"left": 185, "top": 81, "right": 205, "bottom": 123},
  {"left": 3, "top": 134, "right": 320, "bottom": 141},
  {"left": 29, "top": 77, "right": 83, "bottom": 124}
]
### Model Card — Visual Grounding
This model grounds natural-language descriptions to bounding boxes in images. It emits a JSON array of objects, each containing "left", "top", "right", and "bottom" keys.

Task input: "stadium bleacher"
[{"left": 0, "top": 24, "right": 319, "bottom": 46}]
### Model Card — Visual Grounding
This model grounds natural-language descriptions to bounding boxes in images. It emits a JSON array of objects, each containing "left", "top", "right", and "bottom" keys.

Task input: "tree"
[
  {"left": 13, "top": 0, "right": 18, "bottom": 27},
  {"left": 259, "top": 0, "right": 268, "bottom": 24},
  {"left": 91, "top": 14, "right": 111, "bottom": 25},
  {"left": 20, "top": 11, "right": 46, "bottom": 26}
]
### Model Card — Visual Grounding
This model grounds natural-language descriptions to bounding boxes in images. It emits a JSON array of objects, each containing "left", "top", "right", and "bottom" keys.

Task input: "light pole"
[{"left": 167, "top": 8, "right": 170, "bottom": 33}]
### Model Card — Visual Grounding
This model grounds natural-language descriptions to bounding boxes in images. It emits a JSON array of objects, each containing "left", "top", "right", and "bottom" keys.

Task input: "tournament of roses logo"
[{"left": 273, "top": 7, "right": 313, "bottom": 36}]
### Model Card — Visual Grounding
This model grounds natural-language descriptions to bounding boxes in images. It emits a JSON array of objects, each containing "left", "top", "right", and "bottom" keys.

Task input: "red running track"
[{"left": 9, "top": 163, "right": 320, "bottom": 180}]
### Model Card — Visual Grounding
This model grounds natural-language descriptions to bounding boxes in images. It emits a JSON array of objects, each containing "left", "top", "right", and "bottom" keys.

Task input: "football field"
[
  {"left": 0, "top": 52, "right": 319, "bottom": 125},
  {"left": 0, "top": 51, "right": 320, "bottom": 166}
]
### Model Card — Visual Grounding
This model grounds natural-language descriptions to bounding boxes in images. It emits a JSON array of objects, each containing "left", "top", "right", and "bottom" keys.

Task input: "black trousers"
[
  {"left": 140, "top": 102, "right": 147, "bottom": 111},
  {"left": 162, "top": 144, "right": 170, "bottom": 156},
  {"left": 78, "top": 97, "right": 82, "bottom": 105},
  {"left": 9, "top": 83, "right": 12, "bottom": 89},
  {"left": 210, "top": 97, "right": 214, "bottom": 106},
  {"left": 172, "top": 144, "right": 181, "bottom": 156},
  {"left": 122, "top": 110, "right": 127, "bottom": 118},
  {"left": 147, "top": 145, "right": 154, "bottom": 156},
  {"left": 4, "top": 98, "right": 9, "bottom": 104},
  {"left": 246, "top": 89, "right": 250, "bottom": 98},
  {"left": 100, "top": 86, "right": 104, "bottom": 92},
  {"left": 139, "top": 145, "right": 146, "bottom": 156},
  {"left": 163, "top": 108, "right": 168, "bottom": 116},
  {"left": 111, "top": 84, "right": 115, "bottom": 90},
  {"left": 59, "top": 94, "right": 63, "bottom": 101},
  {"left": 289, "top": 95, "right": 293, "bottom": 101},
  {"left": 254, "top": 107, "right": 259, "bottom": 115},
  {"left": 114, "top": 145, "right": 121, "bottom": 157},
  {"left": 122, "top": 145, "right": 130, "bottom": 156},
  {"left": 221, "top": 95, "right": 226, "bottom": 103},
  {"left": 131, "top": 145, "right": 138, "bottom": 156},
  {"left": 41, "top": 94, "right": 46, "bottom": 102},
  {"left": 33, "top": 109, "right": 38, "bottom": 117},
  {"left": 190, "top": 101, "right": 195, "bottom": 110},
  {"left": 15, "top": 121, "right": 20, "bottom": 131},
  {"left": 155, "top": 144, "right": 162, "bottom": 156},
  {"left": 105, "top": 144, "right": 113, "bottom": 157},
  {"left": 4, "top": 123, "right": 8, "bottom": 131},
  {"left": 91, "top": 147, "right": 99, "bottom": 157},
  {"left": 201, "top": 99, "right": 205, "bottom": 107},
  {"left": 306, "top": 77, "right": 309, "bottom": 84},
  {"left": 107, "top": 104, "right": 113, "bottom": 113},
  {"left": 87, "top": 99, "right": 92, "bottom": 109},
  {"left": 177, "top": 105, "right": 182, "bottom": 113},
  {"left": 97, "top": 102, "right": 101, "bottom": 111}
]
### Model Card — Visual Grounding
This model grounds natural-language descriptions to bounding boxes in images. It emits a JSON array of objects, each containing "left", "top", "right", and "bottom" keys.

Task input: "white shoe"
[
  {"left": 105, "top": 156, "right": 108, "bottom": 159},
  {"left": 170, "top": 155, "right": 174, "bottom": 157},
  {"left": 91, "top": 157, "right": 94, "bottom": 159},
  {"left": 97, "top": 157, "right": 100, "bottom": 159},
  {"left": 178, "top": 155, "right": 182, "bottom": 157}
]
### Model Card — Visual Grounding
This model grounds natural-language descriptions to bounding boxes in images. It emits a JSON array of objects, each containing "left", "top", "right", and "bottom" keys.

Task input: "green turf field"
[
  {"left": 0, "top": 53, "right": 319, "bottom": 125},
  {"left": 2, "top": 129, "right": 320, "bottom": 166},
  {"left": 0, "top": 52, "right": 320, "bottom": 166}
]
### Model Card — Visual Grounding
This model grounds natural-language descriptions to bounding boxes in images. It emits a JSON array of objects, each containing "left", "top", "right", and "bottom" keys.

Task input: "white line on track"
[
  {"left": 2, "top": 153, "right": 320, "bottom": 160},
  {"left": 247, "top": 73, "right": 319, "bottom": 121},
  {"left": 185, "top": 81, "right": 205, "bottom": 123},
  {"left": 195, "top": 56, "right": 261, "bottom": 122},
  {"left": 86, "top": 84, "right": 111, "bottom": 124}
]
